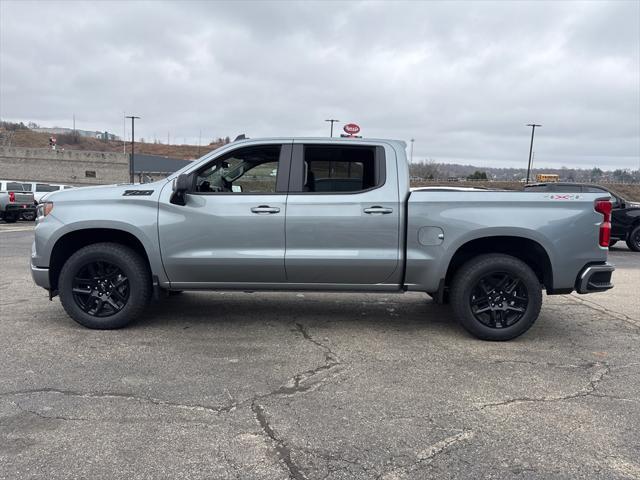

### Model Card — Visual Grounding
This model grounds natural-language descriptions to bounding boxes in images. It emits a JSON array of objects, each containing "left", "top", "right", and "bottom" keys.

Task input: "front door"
[
  {"left": 284, "top": 142, "right": 401, "bottom": 285},
  {"left": 158, "top": 142, "right": 291, "bottom": 287}
]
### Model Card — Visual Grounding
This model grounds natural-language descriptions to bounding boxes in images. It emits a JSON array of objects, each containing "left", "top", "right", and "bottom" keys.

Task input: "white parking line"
[{"left": 0, "top": 225, "right": 34, "bottom": 233}]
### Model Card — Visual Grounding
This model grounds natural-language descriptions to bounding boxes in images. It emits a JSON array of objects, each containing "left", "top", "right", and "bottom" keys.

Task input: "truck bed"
[{"left": 404, "top": 190, "right": 609, "bottom": 293}]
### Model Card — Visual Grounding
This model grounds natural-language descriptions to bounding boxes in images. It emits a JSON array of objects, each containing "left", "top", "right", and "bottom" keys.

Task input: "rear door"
[{"left": 284, "top": 141, "right": 401, "bottom": 285}]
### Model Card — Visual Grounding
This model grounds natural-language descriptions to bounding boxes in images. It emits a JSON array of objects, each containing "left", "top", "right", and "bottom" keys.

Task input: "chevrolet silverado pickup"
[{"left": 30, "top": 138, "right": 615, "bottom": 340}]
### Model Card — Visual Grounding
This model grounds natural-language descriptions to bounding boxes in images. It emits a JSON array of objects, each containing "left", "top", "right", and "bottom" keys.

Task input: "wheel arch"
[
  {"left": 445, "top": 236, "right": 554, "bottom": 292},
  {"left": 49, "top": 228, "right": 152, "bottom": 291}
]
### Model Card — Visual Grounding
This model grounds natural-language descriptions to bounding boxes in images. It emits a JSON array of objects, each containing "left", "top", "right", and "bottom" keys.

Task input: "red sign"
[{"left": 343, "top": 123, "right": 360, "bottom": 134}]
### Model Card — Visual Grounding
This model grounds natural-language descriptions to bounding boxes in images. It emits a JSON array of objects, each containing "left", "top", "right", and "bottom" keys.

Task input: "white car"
[{"left": 17, "top": 181, "right": 73, "bottom": 203}]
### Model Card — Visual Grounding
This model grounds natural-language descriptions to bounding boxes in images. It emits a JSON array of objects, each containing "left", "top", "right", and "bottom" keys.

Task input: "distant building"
[
  {"left": 32, "top": 127, "right": 120, "bottom": 141},
  {"left": 133, "top": 153, "right": 192, "bottom": 183}
]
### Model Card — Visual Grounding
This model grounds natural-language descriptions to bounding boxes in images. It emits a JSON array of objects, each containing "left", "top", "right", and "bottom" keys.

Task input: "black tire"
[
  {"left": 626, "top": 225, "right": 640, "bottom": 252},
  {"left": 4, "top": 215, "right": 17, "bottom": 223},
  {"left": 450, "top": 254, "right": 543, "bottom": 341},
  {"left": 21, "top": 212, "right": 36, "bottom": 221},
  {"left": 58, "top": 243, "right": 151, "bottom": 329}
]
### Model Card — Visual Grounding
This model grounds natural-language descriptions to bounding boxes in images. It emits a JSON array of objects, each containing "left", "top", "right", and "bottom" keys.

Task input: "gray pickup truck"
[
  {"left": 0, "top": 180, "right": 36, "bottom": 223},
  {"left": 31, "top": 138, "right": 615, "bottom": 340}
]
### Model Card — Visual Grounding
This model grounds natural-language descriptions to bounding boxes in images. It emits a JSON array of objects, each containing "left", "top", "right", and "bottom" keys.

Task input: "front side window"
[
  {"left": 195, "top": 145, "right": 281, "bottom": 194},
  {"left": 303, "top": 145, "right": 378, "bottom": 193}
]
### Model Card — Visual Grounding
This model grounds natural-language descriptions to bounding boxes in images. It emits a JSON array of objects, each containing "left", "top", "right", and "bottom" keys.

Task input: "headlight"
[{"left": 37, "top": 202, "right": 54, "bottom": 218}]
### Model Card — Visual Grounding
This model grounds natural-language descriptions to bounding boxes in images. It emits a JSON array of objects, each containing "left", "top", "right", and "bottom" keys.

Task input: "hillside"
[{"left": 0, "top": 125, "right": 225, "bottom": 160}]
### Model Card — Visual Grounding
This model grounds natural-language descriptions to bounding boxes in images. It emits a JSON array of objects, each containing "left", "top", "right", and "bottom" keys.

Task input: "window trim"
[
  {"left": 287, "top": 144, "right": 386, "bottom": 195},
  {"left": 187, "top": 143, "right": 293, "bottom": 196}
]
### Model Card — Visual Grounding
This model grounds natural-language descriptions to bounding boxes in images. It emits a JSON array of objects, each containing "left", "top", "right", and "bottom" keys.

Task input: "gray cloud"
[{"left": 1, "top": 0, "right": 638, "bottom": 169}]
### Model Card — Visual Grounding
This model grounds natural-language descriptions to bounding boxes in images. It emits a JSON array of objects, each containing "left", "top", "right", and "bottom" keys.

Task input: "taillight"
[
  {"left": 595, "top": 199, "right": 612, "bottom": 247},
  {"left": 8, "top": 192, "right": 15, "bottom": 203}
]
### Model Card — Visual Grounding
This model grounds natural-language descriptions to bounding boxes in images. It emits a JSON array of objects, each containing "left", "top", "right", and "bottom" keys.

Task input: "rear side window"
[
  {"left": 301, "top": 145, "right": 381, "bottom": 193},
  {"left": 36, "top": 184, "right": 59, "bottom": 192}
]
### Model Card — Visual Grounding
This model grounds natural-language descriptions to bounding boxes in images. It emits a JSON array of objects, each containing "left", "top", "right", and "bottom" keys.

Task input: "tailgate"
[{"left": 9, "top": 191, "right": 35, "bottom": 204}]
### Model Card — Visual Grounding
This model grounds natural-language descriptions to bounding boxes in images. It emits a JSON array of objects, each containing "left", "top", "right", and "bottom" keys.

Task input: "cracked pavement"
[{"left": 1, "top": 228, "right": 639, "bottom": 479}]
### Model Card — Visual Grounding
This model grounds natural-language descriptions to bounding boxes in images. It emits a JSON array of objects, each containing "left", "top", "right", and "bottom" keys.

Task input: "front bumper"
[
  {"left": 576, "top": 262, "right": 615, "bottom": 294},
  {"left": 30, "top": 262, "right": 50, "bottom": 290}
]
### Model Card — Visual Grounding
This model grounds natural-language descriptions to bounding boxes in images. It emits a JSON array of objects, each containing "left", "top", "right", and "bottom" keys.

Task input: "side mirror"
[{"left": 170, "top": 173, "right": 192, "bottom": 206}]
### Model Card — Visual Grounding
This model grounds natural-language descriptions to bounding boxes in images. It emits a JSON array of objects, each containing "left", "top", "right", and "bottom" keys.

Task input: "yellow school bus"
[{"left": 536, "top": 174, "right": 559, "bottom": 182}]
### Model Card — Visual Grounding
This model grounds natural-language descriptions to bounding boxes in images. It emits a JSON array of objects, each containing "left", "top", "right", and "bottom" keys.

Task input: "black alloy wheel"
[
  {"left": 72, "top": 261, "right": 130, "bottom": 317},
  {"left": 59, "top": 242, "right": 151, "bottom": 329},
  {"left": 450, "top": 254, "right": 542, "bottom": 341},
  {"left": 469, "top": 272, "right": 528, "bottom": 329}
]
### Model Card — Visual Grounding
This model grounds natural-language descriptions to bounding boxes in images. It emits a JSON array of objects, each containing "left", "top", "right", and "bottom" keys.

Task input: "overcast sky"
[{"left": 1, "top": 0, "right": 639, "bottom": 170}]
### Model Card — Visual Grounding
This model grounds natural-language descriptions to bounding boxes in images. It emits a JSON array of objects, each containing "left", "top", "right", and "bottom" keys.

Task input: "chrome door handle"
[
  {"left": 251, "top": 205, "right": 280, "bottom": 214},
  {"left": 364, "top": 206, "right": 393, "bottom": 215}
]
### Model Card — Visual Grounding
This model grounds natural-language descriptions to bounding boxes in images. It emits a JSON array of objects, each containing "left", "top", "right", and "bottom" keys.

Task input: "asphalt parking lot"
[{"left": 1, "top": 223, "right": 638, "bottom": 479}]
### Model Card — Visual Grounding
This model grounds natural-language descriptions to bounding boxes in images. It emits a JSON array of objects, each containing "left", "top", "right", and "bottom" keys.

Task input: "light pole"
[
  {"left": 526, "top": 123, "right": 541, "bottom": 184},
  {"left": 325, "top": 119, "right": 339, "bottom": 137},
  {"left": 126, "top": 115, "right": 140, "bottom": 183},
  {"left": 410, "top": 138, "right": 415, "bottom": 164}
]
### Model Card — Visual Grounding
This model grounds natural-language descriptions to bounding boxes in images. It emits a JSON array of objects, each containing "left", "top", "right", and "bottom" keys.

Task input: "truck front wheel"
[
  {"left": 58, "top": 243, "right": 151, "bottom": 329},
  {"left": 450, "top": 254, "right": 542, "bottom": 341}
]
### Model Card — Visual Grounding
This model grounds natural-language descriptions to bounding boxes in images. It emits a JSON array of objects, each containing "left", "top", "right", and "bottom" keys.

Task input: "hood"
[{"left": 41, "top": 179, "right": 170, "bottom": 203}]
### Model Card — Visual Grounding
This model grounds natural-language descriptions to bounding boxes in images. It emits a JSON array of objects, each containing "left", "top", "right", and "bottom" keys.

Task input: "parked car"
[
  {"left": 31, "top": 138, "right": 614, "bottom": 340},
  {"left": 0, "top": 181, "right": 36, "bottom": 223},
  {"left": 525, "top": 182, "right": 640, "bottom": 251},
  {"left": 20, "top": 182, "right": 74, "bottom": 203}
]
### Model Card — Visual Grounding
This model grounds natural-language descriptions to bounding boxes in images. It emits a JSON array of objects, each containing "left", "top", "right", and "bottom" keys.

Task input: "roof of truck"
[{"left": 230, "top": 137, "right": 407, "bottom": 147}]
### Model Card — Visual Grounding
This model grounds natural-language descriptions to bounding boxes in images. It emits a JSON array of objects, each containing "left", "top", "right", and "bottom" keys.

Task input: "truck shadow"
[{"left": 135, "top": 291, "right": 464, "bottom": 336}]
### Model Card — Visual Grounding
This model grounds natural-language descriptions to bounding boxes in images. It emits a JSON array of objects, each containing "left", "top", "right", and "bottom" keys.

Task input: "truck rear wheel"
[
  {"left": 58, "top": 243, "right": 151, "bottom": 329},
  {"left": 450, "top": 254, "right": 542, "bottom": 341}
]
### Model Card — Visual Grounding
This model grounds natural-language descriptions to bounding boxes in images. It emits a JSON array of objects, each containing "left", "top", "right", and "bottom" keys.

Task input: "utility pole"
[
  {"left": 126, "top": 115, "right": 140, "bottom": 183},
  {"left": 325, "top": 119, "right": 339, "bottom": 137},
  {"left": 526, "top": 123, "right": 541, "bottom": 184},
  {"left": 410, "top": 138, "right": 415, "bottom": 164},
  {"left": 198, "top": 129, "right": 202, "bottom": 157}
]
